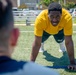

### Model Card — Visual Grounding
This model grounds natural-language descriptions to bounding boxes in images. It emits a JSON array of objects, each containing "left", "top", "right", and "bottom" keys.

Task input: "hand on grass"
[
  {"left": 68, "top": 60, "right": 76, "bottom": 71},
  {"left": 68, "top": 65, "right": 76, "bottom": 71}
]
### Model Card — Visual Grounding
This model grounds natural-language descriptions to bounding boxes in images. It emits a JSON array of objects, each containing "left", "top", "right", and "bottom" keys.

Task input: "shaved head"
[{"left": 0, "top": 0, "right": 14, "bottom": 48}]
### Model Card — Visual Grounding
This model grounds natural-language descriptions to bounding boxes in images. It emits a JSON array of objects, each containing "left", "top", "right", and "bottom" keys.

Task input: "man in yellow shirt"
[{"left": 30, "top": 2, "right": 76, "bottom": 70}]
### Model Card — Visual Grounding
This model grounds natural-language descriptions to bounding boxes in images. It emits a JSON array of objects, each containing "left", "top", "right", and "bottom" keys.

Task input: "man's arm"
[
  {"left": 65, "top": 35, "right": 75, "bottom": 64},
  {"left": 30, "top": 35, "right": 42, "bottom": 62}
]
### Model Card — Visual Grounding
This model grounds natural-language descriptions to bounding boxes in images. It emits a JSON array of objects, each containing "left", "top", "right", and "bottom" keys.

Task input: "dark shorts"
[{"left": 42, "top": 29, "right": 64, "bottom": 43}]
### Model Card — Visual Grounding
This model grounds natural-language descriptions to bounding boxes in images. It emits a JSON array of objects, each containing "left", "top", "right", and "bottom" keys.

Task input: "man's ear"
[{"left": 11, "top": 28, "right": 19, "bottom": 46}]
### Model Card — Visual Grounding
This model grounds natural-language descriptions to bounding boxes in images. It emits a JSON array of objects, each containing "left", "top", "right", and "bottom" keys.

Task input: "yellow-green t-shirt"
[{"left": 34, "top": 8, "right": 73, "bottom": 36}]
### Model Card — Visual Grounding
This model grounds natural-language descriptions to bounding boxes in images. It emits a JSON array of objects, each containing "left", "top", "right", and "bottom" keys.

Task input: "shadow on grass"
[
  {"left": 43, "top": 51, "right": 76, "bottom": 72},
  {"left": 43, "top": 51, "right": 68, "bottom": 69},
  {"left": 43, "top": 51, "right": 69, "bottom": 66}
]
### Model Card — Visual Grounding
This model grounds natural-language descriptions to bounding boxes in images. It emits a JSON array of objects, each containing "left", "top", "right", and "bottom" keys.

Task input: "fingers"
[{"left": 68, "top": 65, "right": 76, "bottom": 71}]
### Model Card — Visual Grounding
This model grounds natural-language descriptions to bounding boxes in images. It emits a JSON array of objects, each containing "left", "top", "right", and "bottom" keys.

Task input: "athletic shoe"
[
  {"left": 39, "top": 48, "right": 44, "bottom": 52},
  {"left": 59, "top": 41, "right": 66, "bottom": 52},
  {"left": 39, "top": 43, "right": 44, "bottom": 52}
]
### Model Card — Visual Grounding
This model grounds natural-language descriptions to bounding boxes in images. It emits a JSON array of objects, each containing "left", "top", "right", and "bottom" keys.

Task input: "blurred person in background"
[{"left": 0, "top": 0, "right": 60, "bottom": 75}]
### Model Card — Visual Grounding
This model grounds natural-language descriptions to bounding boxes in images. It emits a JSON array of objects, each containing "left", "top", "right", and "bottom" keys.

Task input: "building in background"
[
  {"left": 11, "top": 0, "right": 76, "bottom": 10},
  {"left": 11, "top": 0, "right": 40, "bottom": 10},
  {"left": 20, "top": 0, "right": 40, "bottom": 9},
  {"left": 11, "top": 0, "right": 17, "bottom": 7}
]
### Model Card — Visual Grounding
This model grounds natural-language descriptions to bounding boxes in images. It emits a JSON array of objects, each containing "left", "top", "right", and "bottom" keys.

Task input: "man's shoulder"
[
  {"left": 42, "top": 9, "right": 48, "bottom": 13},
  {"left": 38, "top": 9, "right": 48, "bottom": 16},
  {"left": 37, "top": 9, "right": 48, "bottom": 21},
  {"left": 0, "top": 56, "right": 27, "bottom": 73},
  {"left": 62, "top": 8, "right": 71, "bottom": 16},
  {"left": 23, "top": 62, "right": 59, "bottom": 75},
  {"left": 62, "top": 8, "right": 72, "bottom": 19},
  {"left": 0, "top": 59, "right": 59, "bottom": 75}
]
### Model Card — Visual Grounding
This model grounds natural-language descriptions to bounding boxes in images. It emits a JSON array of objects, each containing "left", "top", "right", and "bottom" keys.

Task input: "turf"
[
  {"left": 13, "top": 25, "right": 76, "bottom": 75},
  {"left": 73, "top": 17, "right": 76, "bottom": 24}
]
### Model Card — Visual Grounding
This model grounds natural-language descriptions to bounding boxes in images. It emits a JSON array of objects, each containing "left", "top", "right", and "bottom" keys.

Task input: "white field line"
[
  {"left": 20, "top": 31, "right": 34, "bottom": 32},
  {"left": 20, "top": 30, "right": 76, "bottom": 33},
  {"left": 24, "top": 48, "right": 31, "bottom": 49},
  {"left": 73, "top": 24, "right": 76, "bottom": 26},
  {"left": 73, "top": 31, "right": 76, "bottom": 33},
  {"left": 15, "top": 24, "right": 76, "bottom": 26},
  {"left": 15, "top": 24, "right": 34, "bottom": 26}
]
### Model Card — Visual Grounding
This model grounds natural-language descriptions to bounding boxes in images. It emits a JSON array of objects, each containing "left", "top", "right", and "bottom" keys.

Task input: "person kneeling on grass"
[
  {"left": 30, "top": 2, "right": 76, "bottom": 71},
  {"left": 0, "top": 0, "right": 60, "bottom": 75}
]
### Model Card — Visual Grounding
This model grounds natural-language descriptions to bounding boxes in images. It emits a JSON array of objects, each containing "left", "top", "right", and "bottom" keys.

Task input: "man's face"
[{"left": 48, "top": 11, "right": 61, "bottom": 26}]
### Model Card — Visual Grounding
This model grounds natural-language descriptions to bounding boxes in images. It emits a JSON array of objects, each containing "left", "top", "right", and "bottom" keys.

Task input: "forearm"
[
  {"left": 65, "top": 40, "right": 75, "bottom": 64},
  {"left": 30, "top": 43, "right": 41, "bottom": 62}
]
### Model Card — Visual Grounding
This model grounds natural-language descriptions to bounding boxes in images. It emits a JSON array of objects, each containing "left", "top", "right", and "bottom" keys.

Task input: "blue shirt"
[{"left": 0, "top": 56, "right": 59, "bottom": 75}]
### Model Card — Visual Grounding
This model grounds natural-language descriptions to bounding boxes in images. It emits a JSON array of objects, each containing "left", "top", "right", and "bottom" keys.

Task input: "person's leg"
[
  {"left": 39, "top": 31, "right": 51, "bottom": 52},
  {"left": 53, "top": 29, "right": 66, "bottom": 52}
]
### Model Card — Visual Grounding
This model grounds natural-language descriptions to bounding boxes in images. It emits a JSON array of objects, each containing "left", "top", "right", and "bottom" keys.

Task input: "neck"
[
  {"left": 0, "top": 53, "right": 11, "bottom": 57},
  {"left": 0, "top": 47, "right": 11, "bottom": 57}
]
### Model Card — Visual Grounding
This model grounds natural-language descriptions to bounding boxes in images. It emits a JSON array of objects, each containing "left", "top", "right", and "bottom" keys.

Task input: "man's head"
[
  {"left": 48, "top": 2, "right": 62, "bottom": 26},
  {"left": 0, "top": 0, "right": 19, "bottom": 54}
]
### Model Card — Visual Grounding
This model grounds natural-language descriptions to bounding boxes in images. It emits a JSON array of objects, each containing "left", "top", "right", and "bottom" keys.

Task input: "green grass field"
[
  {"left": 13, "top": 25, "right": 76, "bottom": 75},
  {"left": 73, "top": 17, "right": 76, "bottom": 24}
]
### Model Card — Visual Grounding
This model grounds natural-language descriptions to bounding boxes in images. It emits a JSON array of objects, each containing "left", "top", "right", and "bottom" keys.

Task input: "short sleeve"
[
  {"left": 34, "top": 16, "right": 46, "bottom": 36},
  {"left": 64, "top": 17, "right": 73, "bottom": 35}
]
